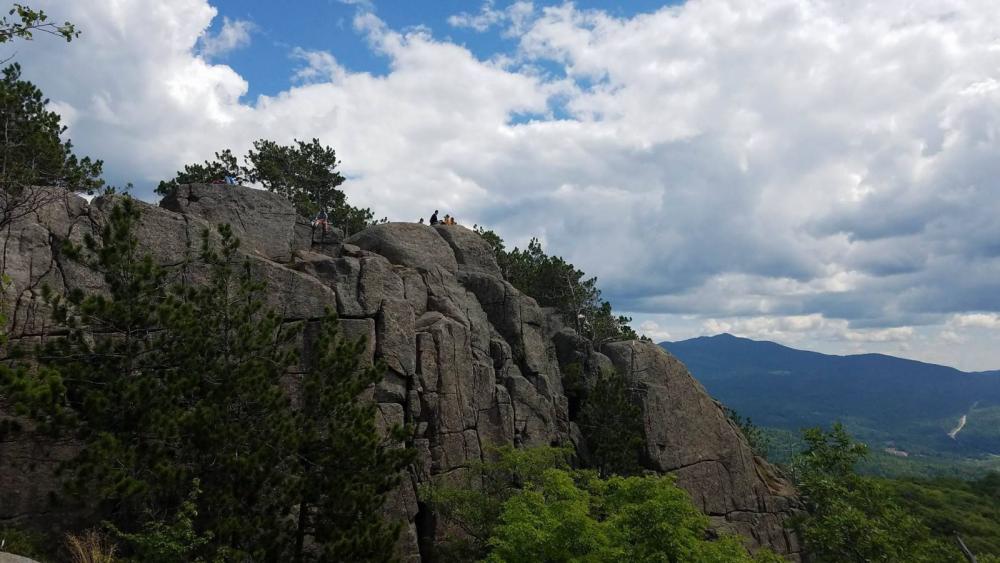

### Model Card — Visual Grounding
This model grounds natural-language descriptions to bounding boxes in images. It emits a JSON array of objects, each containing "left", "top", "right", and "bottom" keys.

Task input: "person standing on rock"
[
  {"left": 313, "top": 208, "right": 330, "bottom": 239},
  {"left": 430, "top": 210, "right": 439, "bottom": 225}
]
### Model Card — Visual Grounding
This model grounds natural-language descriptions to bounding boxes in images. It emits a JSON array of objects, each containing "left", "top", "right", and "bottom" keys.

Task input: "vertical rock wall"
[{"left": 0, "top": 185, "right": 800, "bottom": 560}]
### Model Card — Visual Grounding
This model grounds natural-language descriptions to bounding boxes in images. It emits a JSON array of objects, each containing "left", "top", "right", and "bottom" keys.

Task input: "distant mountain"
[{"left": 661, "top": 334, "right": 1000, "bottom": 456}]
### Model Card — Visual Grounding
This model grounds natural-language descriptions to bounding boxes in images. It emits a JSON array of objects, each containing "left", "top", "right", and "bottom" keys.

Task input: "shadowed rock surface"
[{"left": 0, "top": 184, "right": 802, "bottom": 561}]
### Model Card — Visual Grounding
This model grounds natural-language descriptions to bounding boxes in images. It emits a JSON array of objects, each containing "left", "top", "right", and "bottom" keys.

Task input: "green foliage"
[
  {"left": 108, "top": 480, "right": 212, "bottom": 563},
  {"left": 0, "top": 63, "right": 103, "bottom": 229},
  {"left": 577, "top": 369, "right": 645, "bottom": 477},
  {"left": 157, "top": 138, "right": 375, "bottom": 235},
  {"left": 0, "top": 526, "right": 48, "bottom": 560},
  {"left": 560, "top": 363, "right": 644, "bottom": 476},
  {"left": 423, "top": 445, "right": 573, "bottom": 561},
  {"left": 154, "top": 149, "right": 244, "bottom": 194},
  {"left": 723, "top": 407, "right": 771, "bottom": 459},
  {"left": 427, "top": 446, "right": 780, "bottom": 563},
  {"left": 244, "top": 138, "right": 372, "bottom": 230},
  {"left": 287, "top": 311, "right": 415, "bottom": 562},
  {"left": 1, "top": 3, "right": 77, "bottom": 44},
  {"left": 473, "top": 227, "right": 636, "bottom": 342},
  {"left": 490, "top": 470, "right": 785, "bottom": 563},
  {"left": 485, "top": 469, "right": 615, "bottom": 563},
  {"left": 560, "top": 362, "right": 586, "bottom": 419},
  {"left": 791, "top": 424, "right": 965, "bottom": 562},
  {"left": 879, "top": 472, "right": 1000, "bottom": 557},
  {"left": 0, "top": 199, "right": 410, "bottom": 561}
]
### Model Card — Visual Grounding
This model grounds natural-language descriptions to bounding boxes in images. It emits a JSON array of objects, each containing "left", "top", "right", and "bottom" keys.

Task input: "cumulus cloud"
[
  {"left": 448, "top": 1, "right": 507, "bottom": 32},
  {"left": 290, "top": 48, "right": 346, "bottom": 84},
  {"left": 13, "top": 0, "right": 1000, "bottom": 370},
  {"left": 448, "top": 1, "right": 535, "bottom": 35},
  {"left": 638, "top": 320, "right": 671, "bottom": 342},
  {"left": 199, "top": 16, "right": 255, "bottom": 59},
  {"left": 949, "top": 313, "right": 1000, "bottom": 329}
]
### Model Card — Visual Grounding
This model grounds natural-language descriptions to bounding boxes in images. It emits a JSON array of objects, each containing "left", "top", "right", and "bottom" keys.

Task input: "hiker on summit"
[
  {"left": 313, "top": 209, "right": 329, "bottom": 236},
  {"left": 430, "top": 210, "right": 439, "bottom": 225}
]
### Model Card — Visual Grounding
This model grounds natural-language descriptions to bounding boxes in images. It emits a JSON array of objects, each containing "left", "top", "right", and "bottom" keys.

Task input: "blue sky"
[
  {"left": 209, "top": 0, "right": 677, "bottom": 101},
  {"left": 13, "top": 0, "right": 1000, "bottom": 370}
]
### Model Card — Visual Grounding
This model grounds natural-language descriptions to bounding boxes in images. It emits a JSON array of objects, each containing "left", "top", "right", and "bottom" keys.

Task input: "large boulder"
[
  {"left": 602, "top": 340, "right": 802, "bottom": 559},
  {"left": 346, "top": 223, "right": 458, "bottom": 274},
  {"left": 433, "top": 225, "right": 501, "bottom": 276},
  {"left": 0, "top": 553, "right": 43, "bottom": 563},
  {"left": 159, "top": 183, "right": 303, "bottom": 262}
]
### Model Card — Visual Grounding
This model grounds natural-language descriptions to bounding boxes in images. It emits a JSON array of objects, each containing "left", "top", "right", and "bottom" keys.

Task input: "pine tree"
[
  {"left": 1, "top": 198, "right": 413, "bottom": 559},
  {"left": 577, "top": 370, "right": 645, "bottom": 477},
  {"left": 157, "top": 138, "right": 376, "bottom": 235},
  {"left": 289, "top": 315, "right": 415, "bottom": 562},
  {"left": 13, "top": 198, "right": 298, "bottom": 551},
  {"left": 0, "top": 63, "right": 103, "bottom": 231},
  {"left": 154, "top": 149, "right": 244, "bottom": 195}
]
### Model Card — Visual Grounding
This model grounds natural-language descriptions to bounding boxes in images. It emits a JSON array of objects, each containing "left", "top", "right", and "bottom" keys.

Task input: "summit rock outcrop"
[{"left": 0, "top": 184, "right": 801, "bottom": 560}]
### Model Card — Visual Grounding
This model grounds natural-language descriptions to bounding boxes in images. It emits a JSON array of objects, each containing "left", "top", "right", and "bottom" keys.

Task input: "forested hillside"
[{"left": 662, "top": 334, "right": 1000, "bottom": 458}]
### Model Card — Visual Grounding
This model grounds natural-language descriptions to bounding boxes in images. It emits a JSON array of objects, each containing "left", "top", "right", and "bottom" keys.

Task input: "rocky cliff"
[{"left": 0, "top": 184, "right": 801, "bottom": 560}]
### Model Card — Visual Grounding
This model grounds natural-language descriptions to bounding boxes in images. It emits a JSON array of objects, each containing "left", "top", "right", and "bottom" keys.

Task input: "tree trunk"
[{"left": 956, "top": 534, "right": 978, "bottom": 563}]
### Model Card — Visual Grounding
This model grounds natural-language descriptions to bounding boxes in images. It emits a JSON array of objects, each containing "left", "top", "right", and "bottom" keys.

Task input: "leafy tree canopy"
[
  {"left": 425, "top": 445, "right": 783, "bottom": 563},
  {"left": 791, "top": 423, "right": 970, "bottom": 563},
  {"left": 0, "top": 3, "right": 77, "bottom": 45},
  {"left": 878, "top": 471, "right": 1000, "bottom": 560}
]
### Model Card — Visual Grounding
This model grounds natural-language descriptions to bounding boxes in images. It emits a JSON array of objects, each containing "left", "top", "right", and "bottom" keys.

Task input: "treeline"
[
  {"left": 881, "top": 472, "right": 1000, "bottom": 557},
  {"left": 743, "top": 418, "right": 1000, "bottom": 561}
]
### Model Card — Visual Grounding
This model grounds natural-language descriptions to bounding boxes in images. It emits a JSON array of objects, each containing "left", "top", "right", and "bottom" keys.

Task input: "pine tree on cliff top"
[
  {"left": 157, "top": 138, "right": 375, "bottom": 235},
  {"left": 0, "top": 63, "right": 103, "bottom": 231}
]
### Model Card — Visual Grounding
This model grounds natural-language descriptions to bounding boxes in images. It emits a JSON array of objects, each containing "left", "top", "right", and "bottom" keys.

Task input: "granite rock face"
[
  {"left": 0, "top": 184, "right": 801, "bottom": 561},
  {"left": 603, "top": 340, "right": 802, "bottom": 557}
]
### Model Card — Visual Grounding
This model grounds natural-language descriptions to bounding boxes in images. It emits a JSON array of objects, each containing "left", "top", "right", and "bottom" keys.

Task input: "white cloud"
[
  {"left": 949, "top": 313, "right": 1000, "bottom": 329},
  {"left": 13, "top": 0, "right": 1000, "bottom": 370},
  {"left": 199, "top": 17, "right": 255, "bottom": 59},
  {"left": 638, "top": 320, "right": 671, "bottom": 342},
  {"left": 448, "top": 1, "right": 534, "bottom": 35},
  {"left": 338, "top": 0, "right": 374, "bottom": 8},
  {"left": 843, "top": 326, "right": 914, "bottom": 343},
  {"left": 290, "top": 48, "right": 346, "bottom": 84},
  {"left": 448, "top": 1, "right": 505, "bottom": 32},
  {"left": 700, "top": 314, "right": 913, "bottom": 345}
]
